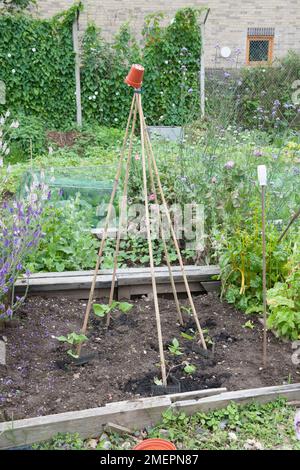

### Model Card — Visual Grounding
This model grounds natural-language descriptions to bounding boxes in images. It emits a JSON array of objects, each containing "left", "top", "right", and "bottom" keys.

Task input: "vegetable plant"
[
  {"left": 93, "top": 301, "right": 133, "bottom": 318},
  {"left": 56, "top": 332, "right": 88, "bottom": 359},
  {"left": 168, "top": 338, "right": 183, "bottom": 356}
]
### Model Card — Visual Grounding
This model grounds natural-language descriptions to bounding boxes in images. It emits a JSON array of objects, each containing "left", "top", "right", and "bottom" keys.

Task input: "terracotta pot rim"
[{"left": 133, "top": 438, "right": 177, "bottom": 450}]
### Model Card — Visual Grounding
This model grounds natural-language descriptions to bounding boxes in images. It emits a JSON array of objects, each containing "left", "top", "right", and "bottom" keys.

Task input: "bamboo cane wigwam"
[{"left": 78, "top": 64, "right": 207, "bottom": 386}]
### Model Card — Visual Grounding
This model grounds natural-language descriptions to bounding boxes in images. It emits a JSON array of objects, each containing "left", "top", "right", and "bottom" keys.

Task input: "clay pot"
[
  {"left": 124, "top": 64, "right": 145, "bottom": 89},
  {"left": 133, "top": 438, "right": 176, "bottom": 450}
]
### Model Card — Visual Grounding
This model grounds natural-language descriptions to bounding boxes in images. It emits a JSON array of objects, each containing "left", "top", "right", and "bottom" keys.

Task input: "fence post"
[
  {"left": 199, "top": 9, "right": 210, "bottom": 118},
  {"left": 73, "top": 10, "right": 82, "bottom": 127}
]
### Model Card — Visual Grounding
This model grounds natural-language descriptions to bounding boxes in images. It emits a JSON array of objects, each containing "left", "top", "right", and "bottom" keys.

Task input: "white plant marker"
[
  {"left": 0, "top": 339, "right": 6, "bottom": 365},
  {"left": 258, "top": 165, "right": 268, "bottom": 367}
]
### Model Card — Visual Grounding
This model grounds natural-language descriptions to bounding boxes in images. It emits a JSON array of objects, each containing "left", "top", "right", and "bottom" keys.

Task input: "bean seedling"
[
  {"left": 183, "top": 362, "right": 197, "bottom": 375},
  {"left": 56, "top": 332, "right": 88, "bottom": 359},
  {"left": 168, "top": 338, "right": 183, "bottom": 356},
  {"left": 93, "top": 301, "right": 133, "bottom": 318}
]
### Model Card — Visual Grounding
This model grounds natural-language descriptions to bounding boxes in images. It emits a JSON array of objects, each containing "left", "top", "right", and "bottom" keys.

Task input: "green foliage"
[
  {"left": 267, "top": 237, "right": 300, "bottom": 339},
  {"left": 0, "top": 8, "right": 78, "bottom": 127},
  {"left": 0, "top": 5, "right": 202, "bottom": 128},
  {"left": 7, "top": 114, "right": 47, "bottom": 163},
  {"left": 183, "top": 363, "right": 196, "bottom": 375},
  {"left": 81, "top": 7, "right": 202, "bottom": 127},
  {"left": 142, "top": 8, "right": 202, "bottom": 126},
  {"left": 25, "top": 196, "right": 98, "bottom": 272},
  {"left": 56, "top": 332, "right": 88, "bottom": 358},
  {"left": 219, "top": 214, "right": 290, "bottom": 313},
  {"left": 93, "top": 301, "right": 133, "bottom": 317},
  {"left": 168, "top": 337, "right": 183, "bottom": 356},
  {"left": 1, "top": 0, "right": 36, "bottom": 11}
]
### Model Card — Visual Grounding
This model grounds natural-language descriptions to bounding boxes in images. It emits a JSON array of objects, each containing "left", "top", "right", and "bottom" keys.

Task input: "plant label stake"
[{"left": 258, "top": 165, "right": 268, "bottom": 367}]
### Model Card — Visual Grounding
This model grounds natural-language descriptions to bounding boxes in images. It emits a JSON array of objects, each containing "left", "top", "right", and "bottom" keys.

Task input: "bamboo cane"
[
  {"left": 77, "top": 94, "right": 136, "bottom": 356},
  {"left": 262, "top": 185, "right": 267, "bottom": 367},
  {"left": 144, "top": 134, "right": 184, "bottom": 326},
  {"left": 140, "top": 106, "right": 207, "bottom": 350},
  {"left": 137, "top": 93, "right": 167, "bottom": 386},
  {"left": 106, "top": 98, "right": 138, "bottom": 327}
]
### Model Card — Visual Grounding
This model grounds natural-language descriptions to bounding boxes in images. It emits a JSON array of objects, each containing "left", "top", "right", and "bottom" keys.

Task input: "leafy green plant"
[
  {"left": 183, "top": 363, "right": 196, "bottom": 375},
  {"left": 0, "top": 6, "right": 81, "bottom": 127},
  {"left": 56, "top": 332, "right": 88, "bottom": 359},
  {"left": 243, "top": 320, "right": 255, "bottom": 330},
  {"left": 267, "top": 240, "right": 300, "bottom": 340},
  {"left": 93, "top": 301, "right": 133, "bottom": 318},
  {"left": 25, "top": 195, "right": 98, "bottom": 272},
  {"left": 168, "top": 338, "right": 183, "bottom": 356}
]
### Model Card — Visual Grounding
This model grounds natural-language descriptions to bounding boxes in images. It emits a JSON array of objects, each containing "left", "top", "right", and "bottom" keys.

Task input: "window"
[{"left": 246, "top": 28, "right": 274, "bottom": 65}]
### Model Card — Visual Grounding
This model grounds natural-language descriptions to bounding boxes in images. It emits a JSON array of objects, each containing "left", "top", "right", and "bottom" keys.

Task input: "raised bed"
[
  {"left": 1, "top": 292, "right": 299, "bottom": 433},
  {"left": 14, "top": 265, "right": 221, "bottom": 300},
  {"left": 1, "top": 383, "right": 300, "bottom": 449}
]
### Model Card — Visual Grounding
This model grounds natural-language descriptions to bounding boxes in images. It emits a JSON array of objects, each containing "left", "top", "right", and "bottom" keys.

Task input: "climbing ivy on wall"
[
  {"left": 82, "top": 7, "right": 202, "bottom": 127},
  {"left": 142, "top": 8, "right": 202, "bottom": 126},
  {"left": 0, "top": 5, "right": 80, "bottom": 127},
  {"left": 0, "top": 5, "right": 202, "bottom": 128}
]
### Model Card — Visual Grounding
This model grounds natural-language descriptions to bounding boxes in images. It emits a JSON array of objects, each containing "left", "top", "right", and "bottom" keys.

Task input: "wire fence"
[{"left": 205, "top": 52, "right": 300, "bottom": 131}]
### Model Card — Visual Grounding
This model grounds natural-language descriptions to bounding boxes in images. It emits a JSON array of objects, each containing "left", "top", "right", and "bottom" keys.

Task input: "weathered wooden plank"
[
  {"left": 1, "top": 383, "right": 299, "bottom": 449},
  {"left": 173, "top": 383, "right": 300, "bottom": 414},
  {"left": 167, "top": 387, "right": 227, "bottom": 402},
  {"left": 16, "top": 265, "right": 219, "bottom": 282},
  {"left": 0, "top": 396, "right": 171, "bottom": 449},
  {"left": 15, "top": 266, "right": 220, "bottom": 300},
  {"left": 0, "top": 388, "right": 225, "bottom": 449},
  {"left": 118, "top": 282, "right": 206, "bottom": 300}
]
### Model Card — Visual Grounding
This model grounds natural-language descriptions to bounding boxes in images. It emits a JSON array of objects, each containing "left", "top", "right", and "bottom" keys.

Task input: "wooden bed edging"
[
  {"left": 14, "top": 265, "right": 221, "bottom": 300},
  {"left": 1, "top": 383, "right": 299, "bottom": 449}
]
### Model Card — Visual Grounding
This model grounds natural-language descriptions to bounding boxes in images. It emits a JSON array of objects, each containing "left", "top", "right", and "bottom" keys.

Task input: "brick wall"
[{"left": 24, "top": 0, "right": 300, "bottom": 67}]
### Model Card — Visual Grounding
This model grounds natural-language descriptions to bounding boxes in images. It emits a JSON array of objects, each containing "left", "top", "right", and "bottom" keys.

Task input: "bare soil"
[{"left": 0, "top": 293, "right": 299, "bottom": 421}]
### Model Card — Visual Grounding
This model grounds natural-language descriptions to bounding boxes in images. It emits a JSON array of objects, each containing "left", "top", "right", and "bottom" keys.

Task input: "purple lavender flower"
[{"left": 253, "top": 149, "right": 263, "bottom": 157}]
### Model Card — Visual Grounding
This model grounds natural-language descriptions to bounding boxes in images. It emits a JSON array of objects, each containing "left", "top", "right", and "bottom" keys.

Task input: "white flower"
[
  {"left": 48, "top": 146, "right": 53, "bottom": 155},
  {"left": 95, "top": 91, "right": 98, "bottom": 96},
  {"left": 7, "top": 53, "right": 12, "bottom": 58},
  {"left": 92, "top": 95, "right": 96, "bottom": 100},
  {"left": 5, "top": 110, "right": 10, "bottom": 118},
  {"left": 5, "top": 148, "right": 10, "bottom": 156},
  {"left": 164, "top": 60, "right": 168, "bottom": 65},
  {"left": 10, "top": 120, "right": 19, "bottom": 129},
  {"left": 32, "top": 48, "right": 36, "bottom": 53},
  {"left": 12, "top": 69, "right": 16, "bottom": 74},
  {"left": 88, "top": 96, "right": 92, "bottom": 100},
  {"left": 114, "top": 118, "right": 118, "bottom": 122}
]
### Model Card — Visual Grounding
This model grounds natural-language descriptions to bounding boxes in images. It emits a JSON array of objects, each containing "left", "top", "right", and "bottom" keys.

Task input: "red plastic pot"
[
  {"left": 133, "top": 439, "right": 176, "bottom": 450},
  {"left": 124, "top": 64, "right": 145, "bottom": 89}
]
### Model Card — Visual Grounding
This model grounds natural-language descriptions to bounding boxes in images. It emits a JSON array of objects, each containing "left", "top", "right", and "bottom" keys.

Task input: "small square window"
[{"left": 246, "top": 33, "right": 274, "bottom": 65}]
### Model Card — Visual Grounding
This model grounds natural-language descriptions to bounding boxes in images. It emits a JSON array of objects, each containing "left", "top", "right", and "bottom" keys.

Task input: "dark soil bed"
[{"left": 0, "top": 293, "right": 299, "bottom": 421}]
